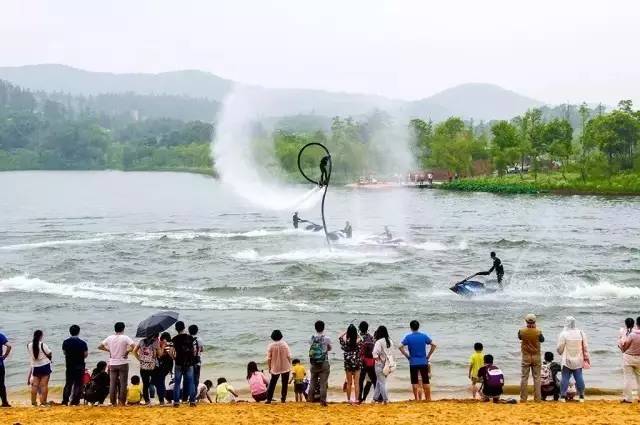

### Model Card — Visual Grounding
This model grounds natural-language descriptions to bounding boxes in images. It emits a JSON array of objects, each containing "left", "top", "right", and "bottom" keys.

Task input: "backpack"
[
  {"left": 484, "top": 365, "right": 504, "bottom": 389},
  {"left": 540, "top": 362, "right": 554, "bottom": 387},
  {"left": 360, "top": 335, "right": 375, "bottom": 368},
  {"left": 174, "top": 335, "right": 194, "bottom": 367},
  {"left": 138, "top": 340, "right": 156, "bottom": 366},
  {"left": 309, "top": 336, "right": 327, "bottom": 365}
]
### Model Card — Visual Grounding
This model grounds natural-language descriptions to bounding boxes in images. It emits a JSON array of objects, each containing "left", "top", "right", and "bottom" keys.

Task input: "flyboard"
[
  {"left": 450, "top": 275, "right": 499, "bottom": 297},
  {"left": 297, "top": 143, "right": 332, "bottom": 246}
]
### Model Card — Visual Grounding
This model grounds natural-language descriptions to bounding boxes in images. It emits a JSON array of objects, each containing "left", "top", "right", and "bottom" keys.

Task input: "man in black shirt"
[
  {"left": 171, "top": 321, "right": 196, "bottom": 407},
  {"left": 477, "top": 251, "right": 505, "bottom": 288},
  {"left": 62, "top": 324, "right": 88, "bottom": 405}
]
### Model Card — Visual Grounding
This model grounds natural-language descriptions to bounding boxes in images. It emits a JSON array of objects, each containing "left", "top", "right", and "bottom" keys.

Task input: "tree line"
[{"left": 0, "top": 80, "right": 214, "bottom": 172}]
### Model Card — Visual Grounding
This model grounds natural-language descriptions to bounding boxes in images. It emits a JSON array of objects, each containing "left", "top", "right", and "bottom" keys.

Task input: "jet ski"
[
  {"left": 363, "top": 235, "right": 404, "bottom": 246},
  {"left": 450, "top": 276, "right": 499, "bottom": 297},
  {"left": 304, "top": 222, "right": 324, "bottom": 232}
]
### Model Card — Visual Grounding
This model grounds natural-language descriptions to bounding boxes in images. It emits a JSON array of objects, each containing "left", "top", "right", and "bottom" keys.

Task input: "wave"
[
  {"left": 0, "top": 237, "right": 112, "bottom": 251},
  {"left": 0, "top": 275, "right": 319, "bottom": 312},
  {"left": 410, "top": 240, "right": 468, "bottom": 251},
  {"left": 230, "top": 248, "right": 403, "bottom": 265}
]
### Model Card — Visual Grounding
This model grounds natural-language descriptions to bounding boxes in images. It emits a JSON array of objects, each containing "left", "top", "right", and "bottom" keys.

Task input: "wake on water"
[{"left": 212, "top": 87, "right": 324, "bottom": 212}]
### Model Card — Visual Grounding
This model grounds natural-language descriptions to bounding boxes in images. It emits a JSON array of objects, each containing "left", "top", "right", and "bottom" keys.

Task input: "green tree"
[
  {"left": 543, "top": 119, "right": 573, "bottom": 178},
  {"left": 490, "top": 120, "right": 519, "bottom": 176}
]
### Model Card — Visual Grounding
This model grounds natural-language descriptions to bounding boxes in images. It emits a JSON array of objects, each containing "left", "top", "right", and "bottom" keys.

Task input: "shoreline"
[{"left": 2, "top": 400, "right": 639, "bottom": 425}]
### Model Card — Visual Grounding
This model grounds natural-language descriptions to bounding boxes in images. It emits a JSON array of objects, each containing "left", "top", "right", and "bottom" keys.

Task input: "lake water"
[{"left": 1, "top": 171, "right": 639, "bottom": 397}]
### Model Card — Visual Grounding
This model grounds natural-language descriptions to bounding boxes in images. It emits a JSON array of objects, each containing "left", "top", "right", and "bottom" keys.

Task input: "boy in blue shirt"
[{"left": 399, "top": 320, "right": 437, "bottom": 401}]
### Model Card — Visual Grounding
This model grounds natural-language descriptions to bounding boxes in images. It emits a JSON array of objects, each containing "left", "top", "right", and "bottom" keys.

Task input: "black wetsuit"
[
  {"left": 479, "top": 257, "right": 504, "bottom": 285},
  {"left": 293, "top": 214, "right": 300, "bottom": 229},
  {"left": 344, "top": 224, "right": 352, "bottom": 238},
  {"left": 319, "top": 156, "right": 330, "bottom": 186}
]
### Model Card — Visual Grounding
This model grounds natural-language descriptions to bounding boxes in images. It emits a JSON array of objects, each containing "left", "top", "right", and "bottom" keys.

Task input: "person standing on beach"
[
  {"left": 357, "top": 321, "right": 377, "bottom": 403},
  {"left": 98, "top": 322, "right": 135, "bottom": 406},
  {"left": 181, "top": 325, "right": 204, "bottom": 402},
  {"left": 153, "top": 332, "right": 173, "bottom": 404},
  {"left": 61, "top": 324, "right": 88, "bottom": 405},
  {"left": 0, "top": 330, "right": 12, "bottom": 407},
  {"left": 171, "top": 321, "right": 197, "bottom": 406},
  {"left": 518, "top": 313, "right": 544, "bottom": 402},
  {"left": 28, "top": 330, "right": 53, "bottom": 406},
  {"left": 133, "top": 332, "right": 162, "bottom": 405},
  {"left": 309, "top": 320, "right": 332, "bottom": 407},
  {"left": 372, "top": 325, "right": 394, "bottom": 404},
  {"left": 399, "top": 320, "right": 437, "bottom": 401},
  {"left": 556, "top": 316, "right": 589, "bottom": 402},
  {"left": 339, "top": 324, "right": 362, "bottom": 404},
  {"left": 618, "top": 318, "right": 635, "bottom": 350},
  {"left": 266, "top": 329, "right": 292, "bottom": 404},
  {"left": 620, "top": 317, "right": 640, "bottom": 403}
]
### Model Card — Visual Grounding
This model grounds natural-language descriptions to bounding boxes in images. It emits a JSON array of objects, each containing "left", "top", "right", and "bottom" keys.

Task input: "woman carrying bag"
[
  {"left": 372, "top": 326, "right": 395, "bottom": 404},
  {"left": 557, "top": 316, "right": 590, "bottom": 402}
]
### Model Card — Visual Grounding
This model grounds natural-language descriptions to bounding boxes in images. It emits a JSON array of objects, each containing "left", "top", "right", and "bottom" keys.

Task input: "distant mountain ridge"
[{"left": 0, "top": 64, "right": 545, "bottom": 121}]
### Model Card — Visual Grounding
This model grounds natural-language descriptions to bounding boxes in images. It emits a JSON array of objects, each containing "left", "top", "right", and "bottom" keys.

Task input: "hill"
[{"left": 0, "top": 64, "right": 545, "bottom": 121}]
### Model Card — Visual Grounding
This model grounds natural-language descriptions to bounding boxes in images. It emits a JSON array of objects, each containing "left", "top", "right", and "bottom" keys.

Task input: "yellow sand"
[{"left": 2, "top": 401, "right": 640, "bottom": 425}]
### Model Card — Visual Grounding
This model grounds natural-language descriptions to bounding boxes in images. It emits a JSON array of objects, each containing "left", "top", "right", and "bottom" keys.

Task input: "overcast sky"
[{"left": 2, "top": 0, "right": 639, "bottom": 105}]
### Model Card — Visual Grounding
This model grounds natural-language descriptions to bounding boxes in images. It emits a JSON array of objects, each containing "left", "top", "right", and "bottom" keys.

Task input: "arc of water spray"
[{"left": 297, "top": 143, "right": 332, "bottom": 246}]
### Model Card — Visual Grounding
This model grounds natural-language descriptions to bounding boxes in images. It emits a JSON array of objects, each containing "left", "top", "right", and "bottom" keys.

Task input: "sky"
[{"left": 2, "top": 0, "right": 639, "bottom": 105}]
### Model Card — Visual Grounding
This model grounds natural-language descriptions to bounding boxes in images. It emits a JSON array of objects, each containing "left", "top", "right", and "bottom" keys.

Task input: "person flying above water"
[
  {"left": 476, "top": 251, "right": 504, "bottom": 288},
  {"left": 343, "top": 221, "right": 352, "bottom": 239},
  {"left": 319, "top": 155, "right": 331, "bottom": 186}
]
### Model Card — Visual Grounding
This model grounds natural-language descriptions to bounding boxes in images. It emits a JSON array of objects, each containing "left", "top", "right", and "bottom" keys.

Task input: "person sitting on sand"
[
  {"left": 247, "top": 361, "right": 269, "bottom": 402},
  {"left": 196, "top": 380, "right": 213, "bottom": 403},
  {"left": 84, "top": 361, "right": 109, "bottom": 405},
  {"left": 289, "top": 359, "right": 307, "bottom": 402},
  {"left": 468, "top": 342, "right": 484, "bottom": 399},
  {"left": 541, "top": 352, "right": 561, "bottom": 401},
  {"left": 478, "top": 354, "right": 504, "bottom": 403},
  {"left": 127, "top": 375, "right": 142, "bottom": 405},
  {"left": 215, "top": 377, "right": 238, "bottom": 403}
]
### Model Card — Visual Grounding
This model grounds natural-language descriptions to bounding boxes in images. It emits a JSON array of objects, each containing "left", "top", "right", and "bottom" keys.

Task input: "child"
[
  {"left": 468, "top": 342, "right": 484, "bottom": 399},
  {"left": 541, "top": 351, "right": 561, "bottom": 401},
  {"left": 196, "top": 379, "right": 213, "bottom": 403},
  {"left": 127, "top": 375, "right": 143, "bottom": 405},
  {"left": 289, "top": 359, "right": 307, "bottom": 402},
  {"left": 565, "top": 377, "right": 577, "bottom": 401},
  {"left": 215, "top": 378, "right": 238, "bottom": 403},
  {"left": 477, "top": 354, "right": 504, "bottom": 403}
]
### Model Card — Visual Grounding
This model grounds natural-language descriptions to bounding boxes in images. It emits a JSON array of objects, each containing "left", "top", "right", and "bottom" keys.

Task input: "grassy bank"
[{"left": 441, "top": 173, "right": 640, "bottom": 195}]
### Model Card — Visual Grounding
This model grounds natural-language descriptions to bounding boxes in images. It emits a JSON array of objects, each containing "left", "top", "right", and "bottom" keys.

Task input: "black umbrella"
[{"left": 136, "top": 311, "right": 179, "bottom": 338}]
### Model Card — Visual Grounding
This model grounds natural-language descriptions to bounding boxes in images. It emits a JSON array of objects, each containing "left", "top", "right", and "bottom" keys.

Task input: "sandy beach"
[{"left": 2, "top": 401, "right": 640, "bottom": 425}]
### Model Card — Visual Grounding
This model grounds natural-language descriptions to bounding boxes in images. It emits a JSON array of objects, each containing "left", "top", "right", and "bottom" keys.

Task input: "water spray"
[{"left": 297, "top": 143, "right": 332, "bottom": 246}]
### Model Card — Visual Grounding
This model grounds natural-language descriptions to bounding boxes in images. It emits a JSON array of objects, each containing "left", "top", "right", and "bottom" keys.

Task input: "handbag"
[
  {"left": 383, "top": 352, "right": 397, "bottom": 377},
  {"left": 580, "top": 331, "right": 591, "bottom": 370}
]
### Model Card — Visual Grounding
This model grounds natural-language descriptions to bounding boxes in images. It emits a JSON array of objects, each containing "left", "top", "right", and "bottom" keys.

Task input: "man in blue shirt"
[
  {"left": 0, "top": 331, "right": 12, "bottom": 407},
  {"left": 399, "top": 320, "right": 437, "bottom": 401},
  {"left": 62, "top": 324, "right": 88, "bottom": 405}
]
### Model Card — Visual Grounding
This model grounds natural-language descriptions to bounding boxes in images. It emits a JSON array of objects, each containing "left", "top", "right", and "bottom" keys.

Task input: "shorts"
[
  {"left": 32, "top": 364, "right": 52, "bottom": 377},
  {"left": 294, "top": 382, "right": 305, "bottom": 394},
  {"left": 409, "top": 365, "right": 430, "bottom": 385}
]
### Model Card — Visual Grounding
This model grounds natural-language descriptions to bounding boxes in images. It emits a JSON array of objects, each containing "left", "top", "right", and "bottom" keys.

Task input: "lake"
[{"left": 1, "top": 171, "right": 639, "bottom": 397}]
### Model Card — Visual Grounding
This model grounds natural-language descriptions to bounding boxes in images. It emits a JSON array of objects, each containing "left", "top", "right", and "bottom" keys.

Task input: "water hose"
[{"left": 297, "top": 143, "right": 332, "bottom": 246}]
